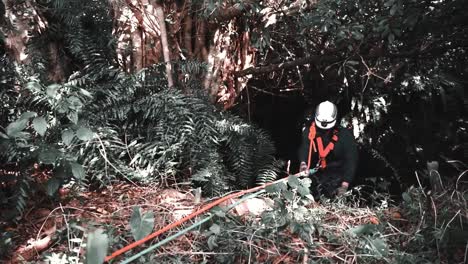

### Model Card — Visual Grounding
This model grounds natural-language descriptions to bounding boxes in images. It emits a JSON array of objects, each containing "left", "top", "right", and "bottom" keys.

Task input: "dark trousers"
[{"left": 310, "top": 168, "right": 343, "bottom": 198}]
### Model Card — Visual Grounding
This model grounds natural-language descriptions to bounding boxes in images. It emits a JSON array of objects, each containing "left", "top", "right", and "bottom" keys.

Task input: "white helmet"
[{"left": 315, "top": 101, "right": 338, "bottom": 129}]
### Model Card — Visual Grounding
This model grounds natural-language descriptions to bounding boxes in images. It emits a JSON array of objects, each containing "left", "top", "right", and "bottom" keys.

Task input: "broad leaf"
[
  {"left": 130, "top": 207, "right": 155, "bottom": 241},
  {"left": 283, "top": 190, "right": 294, "bottom": 201},
  {"left": 266, "top": 182, "right": 287, "bottom": 193},
  {"left": 67, "top": 96, "right": 84, "bottom": 111},
  {"left": 390, "top": 4, "right": 398, "bottom": 15},
  {"left": 86, "top": 229, "right": 108, "bottom": 264},
  {"left": 19, "top": 112, "right": 37, "bottom": 121},
  {"left": 67, "top": 111, "right": 79, "bottom": 124},
  {"left": 209, "top": 224, "right": 221, "bottom": 235},
  {"left": 301, "top": 178, "right": 312, "bottom": 188},
  {"left": 62, "top": 129, "right": 75, "bottom": 146},
  {"left": 38, "top": 148, "right": 60, "bottom": 164},
  {"left": 6, "top": 119, "right": 29, "bottom": 137},
  {"left": 26, "top": 81, "right": 42, "bottom": 92},
  {"left": 212, "top": 206, "right": 226, "bottom": 218},
  {"left": 46, "top": 178, "right": 61, "bottom": 196},
  {"left": 207, "top": 235, "right": 218, "bottom": 250},
  {"left": 290, "top": 222, "right": 301, "bottom": 234},
  {"left": 33, "top": 117, "right": 47, "bottom": 136},
  {"left": 0, "top": 131, "right": 8, "bottom": 139},
  {"left": 13, "top": 132, "right": 31, "bottom": 140},
  {"left": 76, "top": 127, "right": 94, "bottom": 141},
  {"left": 402, "top": 192, "right": 411, "bottom": 203},
  {"left": 297, "top": 184, "right": 310, "bottom": 197},
  {"left": 46, "top": 84, "right": 61, "bottom": 98},
  {"left": 368, "top": 237, "right": 388, "bottom": 256},
  {"left": 348, "top": 224, "right": 378, "bottom": 236},
  {"left": 80, "top": 88, "right": 93, "bottom": 98},
  {"left": 70, "top": 162, "right": 85, "bottom": 180},
  {"left": 265, "top": 183, "right": 281, "bottom": 193},
  {"left": 6, "top": 112, "right": 37, "bottom": 137},
  {"left": 287, "top": 175, "right": 301, "bottom": 188}
]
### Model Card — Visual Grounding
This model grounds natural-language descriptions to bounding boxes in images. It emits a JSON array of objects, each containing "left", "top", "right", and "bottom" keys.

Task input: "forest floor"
[
  {"left": 3, "top": 181, "right": 467, "bottom": 264},
  {"left": 6, "top": 183, "right": 200, "bottom": 263}
]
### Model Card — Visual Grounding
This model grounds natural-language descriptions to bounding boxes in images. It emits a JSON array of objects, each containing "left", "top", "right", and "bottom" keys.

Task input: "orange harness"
[{"left": 307, "top": 122, "right": 339, "bottom": 170}]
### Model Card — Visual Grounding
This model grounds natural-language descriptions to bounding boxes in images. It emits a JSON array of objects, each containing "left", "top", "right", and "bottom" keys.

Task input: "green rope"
[{"left": 120, "top": 190, "right": 265, "bottom": 263}]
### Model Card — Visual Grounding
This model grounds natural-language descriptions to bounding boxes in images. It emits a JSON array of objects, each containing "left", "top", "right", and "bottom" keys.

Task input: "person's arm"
[{"left": 341, "top": 128, "right": 358, "bottom": 185}]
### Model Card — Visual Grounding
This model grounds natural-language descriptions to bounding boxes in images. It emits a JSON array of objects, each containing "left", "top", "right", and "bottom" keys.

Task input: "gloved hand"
[
  {"left": 336, "top": 182, "right": 349, "bottom": 196},
  {"left": 299, "top": 162, "right": 308, "bottom": 174},
  {"left": 298, "top": 162, "right": 309, "bottom": 176},
  {"left": 336, "top": 186, "right": 348, "bottom": 196}
]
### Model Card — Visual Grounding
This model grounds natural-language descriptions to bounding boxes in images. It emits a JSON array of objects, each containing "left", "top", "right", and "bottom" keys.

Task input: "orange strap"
[
  {"left": 307, "top": 123, "right": 317, "bottom": 170},
  {"left": 307, "top": 122, "right": 339, "bottom": 169},
  {"left": 316, "top": 137, "right": 336, "bottom": 168}
]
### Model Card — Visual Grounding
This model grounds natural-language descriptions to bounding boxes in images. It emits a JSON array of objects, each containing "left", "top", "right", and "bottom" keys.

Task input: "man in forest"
[{"left": 298, "top": 101, "right": 358, "bottom": 198}]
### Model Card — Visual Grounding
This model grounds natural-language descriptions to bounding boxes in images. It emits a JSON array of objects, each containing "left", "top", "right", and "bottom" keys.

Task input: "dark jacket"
[{"left": 298, "top": 123, "right": 358, "bottom": 184}]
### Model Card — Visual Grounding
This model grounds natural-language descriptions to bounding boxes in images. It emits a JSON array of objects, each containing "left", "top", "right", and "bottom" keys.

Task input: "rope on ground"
[
  {"left": 105, "top": 170, "right": 312, "bottom": 262},
  {"left": 121, "top": 190, "right": 265, "bottom": 263}
]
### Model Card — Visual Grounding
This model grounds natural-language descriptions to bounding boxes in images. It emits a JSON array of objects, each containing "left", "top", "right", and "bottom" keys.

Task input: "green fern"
[
  {"left": 366, "top": 145, "right": 401, "bottom": 186},
  {"left": 2, "top": 1, "right": 282, "bottom": 211}
]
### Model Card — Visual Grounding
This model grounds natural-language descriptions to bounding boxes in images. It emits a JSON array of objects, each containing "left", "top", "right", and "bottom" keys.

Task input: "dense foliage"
[
  {"left": 0, "top": 0, "right": 466, "bottom": 263},
  {"left": 0, "top": 62, "right": 281, "bottom": 219},
  {"left": 192, "top": 177, "right": 467, "bottom": 264},
  {"left": 0, "top": 0, "right": 281, "bottom": 223},
  {"left": 240, "top": 0, "right": 467, "bottom": 182}
]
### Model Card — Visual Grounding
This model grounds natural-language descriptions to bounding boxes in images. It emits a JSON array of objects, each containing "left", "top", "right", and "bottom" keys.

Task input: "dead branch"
[
  {"left": 211, "top": 0, "right": 258, "bottom": 22},
  {"left": 234, "top": 55, "right": 336, "bottom": 77}
]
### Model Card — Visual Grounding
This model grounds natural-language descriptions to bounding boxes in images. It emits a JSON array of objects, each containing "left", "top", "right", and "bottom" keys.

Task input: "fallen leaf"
[{"left": 369, "top": 216, "right": 380, "bottom": 225}]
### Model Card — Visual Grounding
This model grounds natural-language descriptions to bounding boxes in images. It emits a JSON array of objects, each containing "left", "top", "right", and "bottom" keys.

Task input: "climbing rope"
[
  {"left": 105, "top": 169, "right": 316, "bottom": 262},
  {"left": 120, "top": 191, "right": 265, "bottom": 263}
]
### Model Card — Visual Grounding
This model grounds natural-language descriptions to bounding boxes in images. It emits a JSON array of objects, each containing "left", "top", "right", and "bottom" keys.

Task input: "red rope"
[
  {"left": 105, "top": 175, "right": 296, "bottom": 262},
  {"left": 307, "top": 122, "right": 317, "bottom": 170}
]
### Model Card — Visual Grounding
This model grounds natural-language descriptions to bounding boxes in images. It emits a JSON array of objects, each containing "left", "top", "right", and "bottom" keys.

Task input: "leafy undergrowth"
[
  {"left": 1, "top": 183, "right": 197, "bottom": 263},
  {"left": 2, "top": 175, "right": 467, "bottom": 264}
]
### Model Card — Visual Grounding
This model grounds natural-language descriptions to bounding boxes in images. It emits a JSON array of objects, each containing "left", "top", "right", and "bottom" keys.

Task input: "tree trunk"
[
  {"left": 47, "top": 42, "right": 66, "bottom": 82},
  {"left": 154, "top": 1, "right": 174, "bottom": 87},
  {"left": 2, "top": 0, "right": 68, "bottom": 82},
  {"left": 1, "top": 0, "right": 43, "bottom": 63},
  {"left": 108, "top": 0, "right": 258, "bottom": 102},
  {"left": 183, "top": 2, "right": 193, "bottom": 58},
  {"left": 194, "top": 19, "right": 208, "bottom": 61},
  {"left": 2, "top": 0, "right": 258, "bottom": 106}
]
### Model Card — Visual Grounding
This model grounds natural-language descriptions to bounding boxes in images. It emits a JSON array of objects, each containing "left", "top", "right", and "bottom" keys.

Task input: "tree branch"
[
  {"left": 211, "top": 0, "right": 258, "bottom": 22},
  {"left": 234, "top": 55, "right": 336, "bottom": 77},
  {"left": 234, "top": 39, "right": 467, "bottom": 78}
]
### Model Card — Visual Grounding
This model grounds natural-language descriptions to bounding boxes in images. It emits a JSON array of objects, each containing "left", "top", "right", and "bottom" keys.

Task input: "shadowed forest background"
[{"left": 0, "top": 0, "right": 467, "bottom": 263}]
